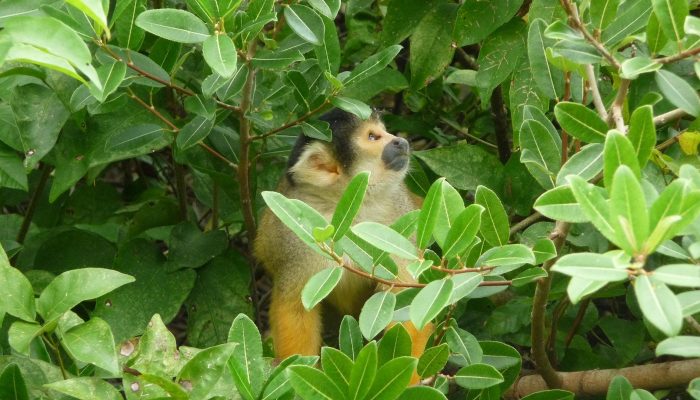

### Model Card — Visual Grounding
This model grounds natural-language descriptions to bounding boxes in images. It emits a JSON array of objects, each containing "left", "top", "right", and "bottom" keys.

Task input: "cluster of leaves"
[{"left": 0, "top": 0, "right": 700, "bottom": 399}]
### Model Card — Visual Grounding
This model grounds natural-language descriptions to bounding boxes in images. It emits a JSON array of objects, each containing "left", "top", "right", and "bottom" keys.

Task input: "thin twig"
[
  {"left": 430, "top": 265, "right": 496, "bottom": 274},
  {"left": 509, "top": 212, "right": 544, "bottom": 238},
  {"left": 439, "top": 117, "right": 499, "bottom": 149},
  {"left": 531, "top": 220, "right": 570, "bottom": 389},
  {"left": 253, "top": 99, "right": 332, "bottom": 141},
  {"left": 585, "top": 66, "right": 607, "bottom": 120},
  {"left": 610, "top": 79, "right": 630, "bottom": 132},
  {"left": 237, "top": 42, "right": 259, "bottom": 245},
  {"left": 491, "top": 86, "right": 512, "bottom": 163},
  {"left": 17, "top": 164, "right": 51, "bottom": 244},
  {"left": 653, "top": 109, "right": 688, "bottom": 126},
  {"left": 564, "top": 298, "right": 590, "bottom": 347},
  {"left": 561, "top": 0, "right": 621, "bottom": 69},
  {"left": 655, "top": 46, "right": 700, "bottom": 64}
]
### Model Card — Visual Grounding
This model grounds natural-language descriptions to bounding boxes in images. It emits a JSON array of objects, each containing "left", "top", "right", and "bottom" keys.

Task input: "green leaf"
[
  {"left": 345, "top": 45, "right": 402, "bottom": 87},
  {"left": 410, "top": 279, "right": 453, "bottom": 330},
  {"left": 416, "top": 178, "right": 444, "bottom": 249},
  {"left": 0, "top": 364, "right": 28, "bottom": 400},
  {"left": 634, "top": 275, "right": 682, "bottom": 337},
  {"left": 261, "top": 191, "right": 329, "bottom": 251},
  {"left": 520, "top": 119, "right": 561, "bottom": 189},
  {"left": 442, "top": 205, "right": 483, "bottom": 258},
  {"left": 381, "top": 0, "right": 438, "bottom": 45},
  {"left": 417, "top": 343, "right": 449, "bottom": 377},
  {"left": 359, "top": 291, "right": 396, "bottom": 340},
  {"left": 475, "top": 186, "right": 510, "bottom": 247},
  {"left": 228, "top": 314, "right": 264, "bottom": 400},
  {"left": 528, "top": 18, "right": 564, "bottom": 100},
  {"left": 61, "top": 317, "right": 119, "bottom": 374},
  {"left": 331, "top": 172, "right": 370, "bottom": 241},
  {"left": 512, "top": 267, "right": 548, "bottom": 287},
  {"left": 552, "top": 253, "right": 629, "bottom": 281},
  {"left": 521, "top": 390, "right": 574, "bottom": 400},
  {"left": 647, "top": 12, "right": 668, "bottom": 55},
  {"left": 288, "top": 365, "right": 345, "bottom": 400},
  {"left": 567, "top": 277, "right": 607, "bottom": 304},
  {"left": 454, "top": 363, "right": 504, "bottom": 389},
  {"left": 414, "top": 143, "right": 504, "bottom": 191},
  {"left": 352, "top": 222, "right": 417, "bottom": 260},
  {"left": 510, "top": 60, "right": 551, "bottom": 136},
  {"left": 656, "top": 70, "right": 700, "bottom": 117},
  {"left": 202, "top": 34, "right": 237, "bottom": 79},
  {"left": 107, "top": 124, "right": 167, "bottom": 152},
  {"left": 609, "top": 165, "right": 648, "bottom": 254},
  {"left": 591, "top": 0, "right": 620, "bottom": 31},
  {"left": 679, "top": 290, "right": 700, "bottom": 316},
  {"left": 301, "top": 267, "right": 343, "bottom": 311},
  {"left": 653, "top": 264, "right": 700, "bottom": 287},
  {"left": 453, "top": 0, "right": 523, "bottom": 45},
  {"left": 114, "top": 0, "right": 147, "bottom": 50},
  {"left": 475, "top": 19, "right": 527, "bottom": 97},
  {"left": 378, "top": 323, "right": 412, "bottom": 364},
  {"left": 446, "top": 327, "right": 483, "bottom": 366},
  {"left": 4, "top": 16, "right": 100, "bottom": 89},
  {"left": 348, "top": 342, "right": 378, "bottom": 400},
  {"left": 602, "top": 0, "right": 653, "bottom": 46},
  {"left": 314, "top": 15, "right": 340, "bottom": 74},
  {"left": 554, "top": 102, "right": 608, "bottom": 143},
  {"left": 176, "top": 116, "right": 215, "bottom": 150},
  {"left": 321, "top": 347, "right": 352, "bottom": 392},
  {"left": 477, "top": 244, "right": 536, "bottom": 267},
  {"left": 135, "top": 9, "right": 209, "bottom": 43},
  {"left": 604, "top": 130, "right": 641, "bottom": 189},
  {"left": 534, "top": 185, "right": 587, "bottom": 223},
  {"left": 340, "top": 316, "right": 363, "bottom": 360},
  {"left": 449, "top": 272, "right": 483, "bottom": 304},
  {"left": 409, "top": 3, "right": 457, "bottom": 90},
  {"left": 656, "top": 336, "right": 700, "bottom": 358},
  {"left": 607, "top": 375, "right": 633, "bottom": 400},
  {"left": 401, "top": 387, "right": 448, "bottom": 400},
  {"left": 3, "top": 42, "right": 81, "bottom": 83},
  {"left": 533, "top": 239, "right": 557, "bottom": 264},
  {"left": 284, "top": 4, "right": 324, "bottom": 45},
  {"left": 620, "top": 57, "right": 662, "bottom": 80},
  {"left": 177, "top": 343, "right": 238, "bottom": 400},
  {"left": 556, "top": 143, "right": 604, "bottom": 186},
  {"left": 300, "top": 121, "right": 331, "bottom": 141},
  {"left": 366, "top": 357, "right": 417, "bottom": 400},
  {"left": 627, "top": 105, "right": 656, "bottom": 167},
  {"left": 631, "top": 389, "right": 658, "bottom": 400},
  {"left": 65, "top": 0, "right": 109, "bottom": 36},
  {"left": 0, "top": 265, "right": 35, "bottom": 322},
  {"left": 37, "top": 268, "right": 134, "bottom": 321},
  {"left": 651, "top": 0, "right": 688, "bottom": 43},
  {"left": 568, "top": 176, "right": 617, "bottom": 242},
  {"left": 551, "top": 39, "right": 602, "bottom": 64},
  {"left": 129, "top": 314, "right": 178, "bottom": 376},
  {"left": 89, "top": 61, "right": 127, "bottom": 103},
  {"left": 331, "top": 97, "right": 372, "bottom": 120},
  {"left": 44, "top": 377, "right": 122, "bottom": 400}
]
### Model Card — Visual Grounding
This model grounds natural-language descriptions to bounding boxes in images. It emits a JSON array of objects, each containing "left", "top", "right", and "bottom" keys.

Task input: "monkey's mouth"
[{"left": 385, "top": 154, "right": 409, "bottom": 171}]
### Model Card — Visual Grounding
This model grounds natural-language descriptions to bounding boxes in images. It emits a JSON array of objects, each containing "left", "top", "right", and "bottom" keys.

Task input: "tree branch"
[
  {"left": 561, "top": 0, "right": 621, "bottom": 69},
  {"left": 655, "top": 46, "right": 700, "bottom": 64},
  {"left": 491, "top": 86, "right": 512, "bottom": 163},
  {"left": 17, "top": 164, "right": 52, "bottom": 244},
  {"left": 238, "top": 42, "right": 259, "bottom": 246},
  {"left": 252, "top": 99, "right": 332, "bottom": 141},
  {"left": 610, "top": 78, "right": 630, "bottom": 132},
  {"left": 530, "top": 220, "right": 570, "bottom": 389},
  {"left": 654, "top": 109, "right": 688, "bottom": 126},
  {"left": 585, "top": 65, "right": 608, "bottom": 120}
]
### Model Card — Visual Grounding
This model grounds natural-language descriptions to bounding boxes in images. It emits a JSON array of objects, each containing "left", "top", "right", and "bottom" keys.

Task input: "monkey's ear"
[{"left": 288, "top": 142, "right": 341, "bottom": 186}]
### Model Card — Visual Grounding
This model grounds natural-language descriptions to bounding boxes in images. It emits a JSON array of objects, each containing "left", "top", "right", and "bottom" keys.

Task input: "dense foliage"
[{"left": 1, "top": 0, "right": 700, "bottom": 399}]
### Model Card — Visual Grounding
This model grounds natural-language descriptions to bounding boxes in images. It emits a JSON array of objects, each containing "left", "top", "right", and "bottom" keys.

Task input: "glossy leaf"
[
  {"left": 442, "top": 204, "right": 483, "bottom": 258},
  {"left": 527, "top": 18, "right": 563, "bottom": 100},
  {"left": 634, "top": 275, "right": 682, "bottom": 337},
  {"left": 609, "top": 165, "right": 648, "bottom": 254},
  {"left": 331, "top": 171, "right": 370, "bottom": 240},
  {"left": 348, "top": 342, "right": 378, "bottom": 400},
  {"left": 202, "top": 34, "right": 237, "bottom": 78},
  {"left": 135, "top": 9, "right": 209, "bottom": 43},
  {"left": 366, "top": 356, "right": 417, "bottom": 400},
  {"left": 331, "top": 97, "right": 372, "bottom": 120},
  {"left": 627, "top": 105, "right": 656, "bottom": 167},
  {"left": 301, "top": 267, "right": 343, "bottom": 310},
  {"left": 603, "top": 130, "right": 641, "bottom": 189},
  {"left": 446, "top": 327, "right": 483, "bottom": 366},
  {"left": 520, "top": 119, "right": 561, "bottom": 189},
  {"left": 416, "top": 178, "right": 445, "bottom": 249},
  {"left": 228, "top": 314, "right": 264, "bottom": 400},
  {"left": 454, "top": 363, "right": 504, "bottom": 389},
  {"left": 552, "top": 253, "right": 628, "bottom": 281},
  {"left": 345, "top": 45, "right": 402, "bottom": 87},
  {"left": 620, "top": 57, "right": 661, "bottom": 80},
  {"left": 534, "top": 185, "right": 587, "bottom": 223},
  {"left": 656, "top": 70, "right": 700, "bottom": 117},
  {"left": 656, "top": 336, "right": 700, "bottom": 358},
  {"left": 417, "top": 343, "right": 449, "bottom": 377},
  {"left": 0, "top": 265, "right": 35, "bottom": 322},
  {"left": 554, "top": 102, "right": 608, "bottom": 143},
  {"left": 284, "top": 4, "right": 324, "bottom": 45},
  {"left": 62, "top": 318, "right": 119, "bottom": 374},
  {"left": 288, "top": 365, "right": 345, "bottom": 400},
  {"left": 475, "top": 186, "right": 510, "bottom": 247},
  {"left": 352, "top": 222, "right": 417, "bottom": 260},
  {"left": 359, "top": 291, "right": 396, "bottom": 340},
  {"left": 410, "top": 279, "right": 453, "bottom": 330},
  {"left": 44, "top": 377, "right": 122, "bottom": 400},
  {"left": 339, "top": 315, "right": 363, "bottom": 360},
  {"left": 449, "top": 272, "right": 483, "bottom": 304},
  {"left": 556, "top": 144, "right": 604, "bottom": 186},
  {"left": 651, "top": 0, "right": 688, "bottom": 43}
]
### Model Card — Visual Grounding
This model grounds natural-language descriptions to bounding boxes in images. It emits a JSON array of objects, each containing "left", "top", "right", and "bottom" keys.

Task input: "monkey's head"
[{"left": 286, "top": 109, "right": 410, "bottom": 196}]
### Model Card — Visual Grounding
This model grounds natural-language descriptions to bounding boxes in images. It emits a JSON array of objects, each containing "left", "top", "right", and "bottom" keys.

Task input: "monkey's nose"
[{"left": 391, "top": 137, "right": 409, "bottom": 154}]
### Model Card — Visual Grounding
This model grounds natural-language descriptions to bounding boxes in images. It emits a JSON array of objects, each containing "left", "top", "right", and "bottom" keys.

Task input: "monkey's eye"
[{"left": 368, "top": 132, "right": 381, "bottom": 141}]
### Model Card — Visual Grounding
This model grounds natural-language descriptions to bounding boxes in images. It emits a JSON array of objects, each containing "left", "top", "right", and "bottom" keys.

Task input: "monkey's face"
[
  {"left": 350, "top": 120, "right": 410, "bottom": 181},
  {"left": 287, "top": 112, "right": 410, "bottom": 198}
]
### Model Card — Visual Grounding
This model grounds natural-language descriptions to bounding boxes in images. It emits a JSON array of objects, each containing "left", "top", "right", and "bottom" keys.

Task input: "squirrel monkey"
[{"left": 255, "top": 109, "right": 432, "bottom": 365}]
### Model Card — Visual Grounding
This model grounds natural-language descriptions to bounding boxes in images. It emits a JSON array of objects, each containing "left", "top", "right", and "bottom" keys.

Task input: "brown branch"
[
  {"left": 564, "top": 298, "right": 590, "bottom": 347},
  {"left": 655, "top": 46, "right": 700, "bottom": 64},
  {"left": 237, "top": 42, "right": 259, "bottom": 246},
  {"left": 491, "top": 86, "right": 512, "bottom": 163},
  {"left": 654, "top": 109, "right": 688, "bottom": 126},
  {"left": 505, "top": 359, "right": 700, "bottom": 399},
  {"left": 126, "top": 90, "right": 238, "bottom": 170},
  {"left": 609, "top": 78, "right": 630, "bottom": 132},
  {"left": 546, "top": 298, "right": 570, "bottom": 366},
  {"left": 584, "top": 65, "right": 608, "bottom": 119},
  {"left": 253, "top": 99, "right": 332, "bottom": 141},
  {"left": 561, "top": 0, "right": 621, "bottom": 69},
  {"left": 510, "top": 212, "right": 544, "bottom": 238},
  {"left": 16, "top": 164, "right": 52, "bottom": 244},
  {"left": 430, "top": 265, "right": 496, "bottom": 274},
  {"left": 530, "top": 220, "right": 571, "bottom": 389}
]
